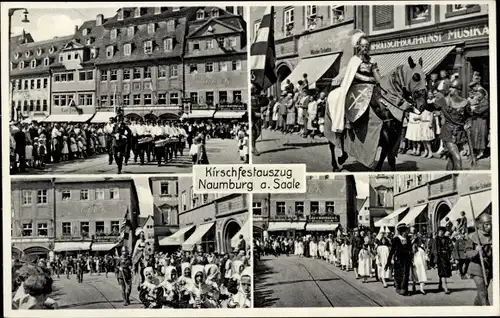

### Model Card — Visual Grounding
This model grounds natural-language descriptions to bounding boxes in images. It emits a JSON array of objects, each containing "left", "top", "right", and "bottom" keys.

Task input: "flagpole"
[{"left": 113, "top": 85, "right": 117, "bottom": 115}]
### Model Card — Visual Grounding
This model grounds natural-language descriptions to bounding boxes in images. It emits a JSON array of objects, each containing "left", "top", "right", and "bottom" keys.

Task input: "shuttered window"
[{"left": 373, "top": 6, "right": 394, "bottom": 31}]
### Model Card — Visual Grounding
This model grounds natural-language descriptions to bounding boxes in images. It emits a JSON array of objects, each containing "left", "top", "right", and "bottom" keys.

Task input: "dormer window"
[
  {"left": 134, "top": 7, "right": 141, "bottom": 18},
  {"left": 118, "top": 9, "right": 124, "bottom": 21},
  {"left": 124, "top": 43, "right": 132, "bottom": 56},
  {"left": 19, "top": 61, "right": 25, "bottom": 69},
  {"left": 106, "top": 46, "right": 114, "bottom": 58},
  {"left": 147, "top": 23, "right": 156, "bottom": 34},
  {"left": 166, "top": 19, "right": 175, "bottom": 32},
  {"left": 144, "top": 41, "right": 153, "bottom": 54},
  {"left": 164, "top": 38, "right": 173, "bottom": 51},
  {"left": 44, "top": 57, "right": 50, "bottom": 66},
  {"left": 14, "top": 52, "right": 20, "bottom": 59},
  {"left": 127, "top": 26, "right": 135, "bottom": 37},
  {"left": 110, "top": 29, "right": 118, "bottom": 40},
  {"left": 154, "top": 7, "right": 161, "bottom": 15},
  {"left": 211, "top": 8, "right": 220, "bottom": 18},
  {"left": 197, "top": 10, "right": 205, "bottom": 20},
  {"left": 91, "top": 48, "right": 98, "bottom": 59},
  {"left": 36, "top": 48, "right": 43, "bottom": 56},
  {"left": 49, "top": 46, "right": 55, "bottom": 54},
  {"left": 82, "top": 28, "right": 88, "bottom": 36},
  {"left": 31, "top": 59, "right": 37, "bottom": 68},
  {"left": 59, "top": 54, "right": 63, "bottom": 62},
  {"left": 25, "top": 50, "right": 32, "bottom": 58},
  {"left": 86, "top": 37, "right": 95, "bottom": 45}
]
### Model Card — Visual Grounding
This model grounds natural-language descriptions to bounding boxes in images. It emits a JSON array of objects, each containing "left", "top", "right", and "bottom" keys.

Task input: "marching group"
[
  {"left": 9, "top": 117, "right": 249, "bottom": 174},
  {"left": 256, "top": 212, "right": 492, "bottom": 306}
]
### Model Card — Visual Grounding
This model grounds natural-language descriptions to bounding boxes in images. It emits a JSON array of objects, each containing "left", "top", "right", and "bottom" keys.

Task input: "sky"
[
  {"left": 10, "top": 7, "right": 118, "bottom": 41},
  {"left": 354, "top": 175, "right": 369, "bottom": 199}
]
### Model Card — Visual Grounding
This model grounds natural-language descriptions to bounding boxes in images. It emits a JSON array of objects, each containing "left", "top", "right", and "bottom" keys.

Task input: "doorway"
[
  {"left": 224, "top": 220, "right": 241, "bottom": 253},
  {"left": 434, "top": 202, "right": 451, "bottom": 232}
]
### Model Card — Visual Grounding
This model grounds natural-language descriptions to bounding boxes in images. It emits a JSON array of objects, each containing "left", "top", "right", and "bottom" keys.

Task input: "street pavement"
[
  {"left": 255, "top": 255, "right": 492, "bottom": 308},
  {"left": 252, "top": 129, "right": 491, "bottom": 172},
  {"left": 17, "top": 137, "right": 244, "bottom": 175},
  {"left": 49, "top": 272, "right": 143, "bottom": 309}
]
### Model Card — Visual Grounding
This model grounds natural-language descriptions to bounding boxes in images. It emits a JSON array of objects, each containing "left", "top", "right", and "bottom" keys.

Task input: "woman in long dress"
[
  {"left": 468, "top": 86, "right": 489, "bottom": 159},
  {"left": 358, "top": 239, "right": 373, "bottom": 283},
  {"left": 309, "top": 237, "right": 318, "bottom": 259},
  {"left": 318, "top": 236, "right": 325, "bottom": 260},
  {"left": 297, "top": 238, "right": 304, "bottom": 257},
  {"left": 411, "top": 233, "right": 428, "bottom": 295},
  {"left": 376, "top": 237, "right": 392, "bottom": 288},
  {"left": 340, "top": 238, "right": 349, "bottom": 270}
]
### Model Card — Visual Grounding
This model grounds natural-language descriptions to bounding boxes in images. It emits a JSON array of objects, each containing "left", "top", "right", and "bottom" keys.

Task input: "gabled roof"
[
  {"left": 62, "top": 39, "right": 85, "bottom": 51},
  {"left": 187, "top": 17, "right": 242, "bottom": 38},
  {"left": 356, "top": 197, "right": 368, "bottom": 211},
  {"left": 187, "top": 12, "right": 244, "bottom": 37}
]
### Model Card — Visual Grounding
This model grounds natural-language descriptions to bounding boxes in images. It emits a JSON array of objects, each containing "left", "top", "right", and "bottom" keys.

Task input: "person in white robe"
[
  {"left": 376, "top": 237, "right": 392, "bottom": 288},
  {"left": 411, "top": 234, "right": 428, "bottom": 295}
]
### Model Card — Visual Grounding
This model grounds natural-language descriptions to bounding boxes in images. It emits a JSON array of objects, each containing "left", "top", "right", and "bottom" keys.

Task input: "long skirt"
[
  {"left": 286, "top": 111, "right": 296, "bottom": 125},
  {"left": 411, "top": 248, "right": 428, "bottom": 283},
  {"left": 358, "top": 254, "right": 372, "bottom": 277},
  {"left": 470, "top": 116, "right": 488, "bottom": 150},
  {"left": 437, "top": 253, "right": 452, "bottom": 278},
  {"left": 297, "top": 108, "right": 305, "bottom": 125}
]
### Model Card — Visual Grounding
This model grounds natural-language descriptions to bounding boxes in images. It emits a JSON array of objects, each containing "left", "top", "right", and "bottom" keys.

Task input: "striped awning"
[
  {"left": 159, "top": 225, "right": 195, "bottom": 246},
  {"left": 91, "top": 112, "right": 116, "bottom": 123},
  {"left": 282, "top": 53, "right": 340, "bottom": 90},
  {"left": 372, "top": 45, "right": 456, "bottom": 77},
  {"left": 397, "top": 204, "right": 428, "bottom": 227}
]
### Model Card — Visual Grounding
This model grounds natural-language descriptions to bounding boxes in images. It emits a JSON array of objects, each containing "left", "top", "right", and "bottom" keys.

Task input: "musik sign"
[{"left": 308, "top": 215, "right": 340, "bottom": 223}]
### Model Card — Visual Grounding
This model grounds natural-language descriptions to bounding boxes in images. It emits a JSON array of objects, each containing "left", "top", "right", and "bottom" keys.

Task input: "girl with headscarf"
[
  {"left": 158, "top": 266, "right": 179, "bottom": 308},
  {"left": 177, "top": 262, "right": 193, "bottom": 308},
  {"left": 358, "top": 236, "right": 374, "bottom": 283},
  {"left": 138, "top": 267, "right": 160, "bottom": 308},
  {"left": 410, "top": 232, "right": 428, "bottom": 295},
  {"left": 376, "top": 237, "right": 392, "bottom": 288},
  {"left": 205, "top": 263, "right": 221, "bottom": 302},
  {"left": 189, "top": 265, "right": 215, "bottom": 308},
  {"left": 228, "top": 260, "right": 245, "bottom": 295},
  {"left": 309, "top": 237, "right": 318, "bottom": 259},
  {"left": 227, "top": 268, "right": 251, "bottom": 308}
]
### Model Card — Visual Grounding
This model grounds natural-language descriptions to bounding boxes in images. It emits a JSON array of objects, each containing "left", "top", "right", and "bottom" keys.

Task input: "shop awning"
[
  {"left": 182, "top": 110, "right": 215, "bottom": 119},
  {"left": 267, "top": 222, "right": 291, "bottom": 232},
  {"left": 91, "top": 112, "right": 116, "bottom": 123},
  {"left": 306, "top": 223, "right": 339, "bottom": 231},
  {"left": 133, "top": 177, "right": 154, "bottom": 218},
  {"left": 214, "top": 111, "right": 246, "bottom": 119},
  {"left": 91, "top": 242, "right": 119, "bottom": 252},
  {"left": 440, "top": 190, "right": 492, "bottom": 227},
  {"left": 231, "top": 219, "right": 250, "bottom": 248},
  {"left": 53, "top": 241, "right": 91, "bottom": 252},
  {"left": 21, "top": 115, "right": 48, "bottom": 123},
  {"left": 372, "top": 45, "right": 456, "bottom": 77},
  {"left": 159, "top": 225, "right": 195, "bottom": 246},
  {"left": 331, "top": 67, "right": 346, "bottom": 86},
  {"left": 282, "top": 53, "right": 340, "bottom": 90},
  {"left": 374, "top": 207, "right": 409, "bottom": 227},
  {"left": 182, "top": 222, "right": 214, "bottom": 251},
  {"left": 42, "top": 114, "right": 94, "bottom": 123},
  {"left": 397, "top": 204, "right": 427, "bottom": 226},
  {"left": 289, "top": 222, "right": 306, "bottom": 230}
]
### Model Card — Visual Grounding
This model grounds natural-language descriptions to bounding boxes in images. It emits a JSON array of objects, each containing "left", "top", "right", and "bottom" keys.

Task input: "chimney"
[
  {"left": 96, "top": 14, "right": 104, "bottom": 26},
  {"left": 75, "top": 25, "right": 79, "bottom": 34}
]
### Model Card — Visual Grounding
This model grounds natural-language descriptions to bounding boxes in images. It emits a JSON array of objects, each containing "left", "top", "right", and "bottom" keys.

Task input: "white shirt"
[
  {"left": 151, "top": 126, "right": 163, "bottom": 137},
  {"left": 136, "top": 125, "right": 145, "bottom": 136},
  {"left": 51, "top": 127, "right": 61, "bottom": 139},
  {"left": 103, "top": 123, "right": 114, "bottom": 134},
  {"left": 144, "top": 125, "right": 152, "bottom": 134},
  {"left": 129, "top": 124, "right": 137, "bottom": 136}
]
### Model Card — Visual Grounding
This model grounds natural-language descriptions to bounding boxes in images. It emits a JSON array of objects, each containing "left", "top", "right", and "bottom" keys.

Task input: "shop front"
[
  {"left": 213, "top": 104, "right": 248, "bottom": 123},
  {"left": 90, "top": 236, "right": 121, "bottom": 256},
  {"left": 53, "top": 239, "right": 92, "bottom": 256},
  {"left": 181, "top": 222, "right": 216, "bottom": 253},
  {"left": 368, "top": 15, "right": 489, "bottom": 96},
  {"left": 305, "top": 215, "right": 340, "bottom": 235},
  {"left": 12, "top": 237, "right": 53, "bottom": 262},
  {"left": 267, "top": 215, "right": 306, "bottom": 239}
]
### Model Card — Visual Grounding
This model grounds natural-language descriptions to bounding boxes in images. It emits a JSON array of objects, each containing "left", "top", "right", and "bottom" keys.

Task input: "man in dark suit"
[{"left": 12, "top": 122, "right": 27, "bottom": 173}]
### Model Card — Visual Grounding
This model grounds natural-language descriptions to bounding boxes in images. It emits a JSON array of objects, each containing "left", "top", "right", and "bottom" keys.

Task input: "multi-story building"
[
  {"left": 366, "top": 175, "right": 394, "bottom": 229},
  {"left": 356, "top": 197, "right": 370, "bottom": 228},
  {"left": 250, "top": 5, "right": 355, "bottom": 97},
  {"left": 160, "top": 177, "right": 249, "bottom": 253},
  {"left": 377, "top": 173, "right": 492, "bottom": 234},
  {"left": 183, "top": 7, "right": 248, "bottom": 121},
  {"left": 11, "top": 178, "right": 140, "bottom": 260},
  {"left": 356, "top": 4, "right": 490, "bottom": 96},
  {"left": 253, "top": 175, "right": 349, "bottom": 239},
  {"left": 10, "top": 33, "right": 72, "bottom": 122},
  {"left": 150, "top": 177, "right": 179, "bottom": 247}
]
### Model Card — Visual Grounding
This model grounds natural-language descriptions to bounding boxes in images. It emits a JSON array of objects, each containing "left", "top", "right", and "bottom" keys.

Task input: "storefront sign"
[
  {"left": 470, "top": 182, "right": 491, "bottom": 192},
  {"left": 310, "top": 47, "right": 334, "bottom": 55},
  {"left": 298, "top": 23, "right": 352, "bottom": 57},
  {"left": 371, "top": 24, "right": 489, "bottom": 51},
  {"left": 417, "top": 199, "right": 426, "bottom": 204},
  {"left": 308, "top": 215, "right": 340, "bottom": 223}
]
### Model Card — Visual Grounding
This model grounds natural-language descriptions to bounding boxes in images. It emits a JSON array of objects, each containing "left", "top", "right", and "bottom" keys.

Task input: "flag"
[
  {"left": 250, "top": 6, "right": 277, "bottom": 92},
  {"left": 69, "top": 92, "right": 83, "bottom": 115},
  {"left": 119, "top": 208, "right": 131, "bottom": 242}
]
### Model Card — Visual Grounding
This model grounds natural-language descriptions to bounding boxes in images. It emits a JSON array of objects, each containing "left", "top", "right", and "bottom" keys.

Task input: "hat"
[
  {"left": 135, "top": 227, "right": 144, "bottom": 236},
  {"left": 397, "top": 223, "right": 409, "bottom": 231},
  {"left": 351, "top": 31, "right": 367, "bottom": 47}
]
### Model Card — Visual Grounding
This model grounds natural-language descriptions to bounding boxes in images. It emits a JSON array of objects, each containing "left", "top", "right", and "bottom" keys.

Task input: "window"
[
  {"left": 25, "top": 50, "right": 32, "bottom": 58},
  {"left": 284, "top": 8, "right": 294, "bottom": 35},
  {"left": 110, "top": 69, "right": 117, "bottom": 81},
  {"left": 110, "top": 29, "right": 117, "bottom": 40},
  {"left": 205, "top": 62, "right": 214, "bottom": 73},
  {"left": 62, "top": 222, "right": 71, "bottom": 236},
  {"left": 276, "top": 202, "right": 286, "bottom": 215},
  {"left": 100, "top": 70, "right": 108, "bottom": 81},
  {"left": 30, "top": 79, "right": 35, "bottom": 88},
  {"left": 326, "top": 201, "right": 335, "bottom": 214},
  {"left": 36, "top": 79, "right": 41, "bottom": 89},
  {"left": 219, "top": 62, "right": 228, "bottom": 72},
  {"left": 253, "top": 201, "right": 262, "bottom": 215},
  {"left": 193, "top": 42, "right": 200, "bottom": 50},
  {"left": 96, "top": 221, "right": 105, "bottom": 233},
  {"left": 90, "top": 48, "right": 97, "bottom": 59},
  {"left": 37, "top": 190, "right": 48, "bottom": 205},
  {"left": 205, "top": 39, "right": 215, "bottom": 50},
  {"left": 148, "top": 23, "right": 156, "bottom": 34},
  {"left": 100, "top": 95, "right": 108, "bottom": 106},
  {"left": 190, "top": 92, "right": 198, "bottom": 104},
  {"left": 127, "top": 26, "right": 135, "bottom": 37},
  {"left": 166, "top": 20, "right": 175, "bottom": 32},
  {"left": 233, "top": 90, "right": 242, "bottom": 102},
  {"left": 111, "top": 221, "right": 120, "bottom": 233},
  {"left": 154, "top": 7, "right": 162, "bottom": 15},
  {"left": 80, "top": 222, "right": 89, "bottom": 237},
  {"left": 164, "top": 38, "right": 173, "bottom": 51},
  {"left": 158, "top": 93, "right": 166, "bottom": 105},
  {"left": 80, "top": 189, "right": 89, "bottom": 200},
  {"left": 231, "top": 60, "right": 242, "bottom": 71},
  {"left": 229, "top": 37, "right": 237, "bottom": 48},
  {"left": 373, "top": 6, "right": 394, "bottom": 31},
  {"left": 124, "top": 43, "right": 132, "bottom": 56},
  {"left": 74, "top": 52, "right": 79, "bottom": 60},
  {"left": 211, "top": 8, "right": 219, "bottom": 18},
  {"left": 123, "top": 68, "right": 131, "bottom": 80},
  {"left": 310, "top": 201, "right": 319, "bottom": 215},
  {"left": 42, "top": 100, "right": 48, "bottom": 111},
  {"left": 197, "top": 10, "right": 205, "bottom": 20},
  {"left": 170, "top": 92, "right": 179, "bottom": 105},
  {"left": 43, "top": 78, "right": 48, "bottom": 88},
  {"left": 22, "top": 223, "right": 33, "bottom": 237},
  {"left": 253, "top": 20, "right": 261, "bottom": 41},
  {"left": 135, "top": 8, "right": 141, "bottom": 18},
  {"left": 37, "top": 48, "right": 42, "bottom": 56},
  {"left": 22, "top": 190, "right": 32, "bottom": 205},
  {"left": 37, "top": 223, "right": 48, "bottom": 236},
  {"left": 79, "top": 70, "right": 93, "bottom": 81},
  {"left": 407, "top": 5, "right": 431, "bottom": 24},
  {"left": 31, "top": 59, "right": 37, "bottom": 68},
  {"left": 160, "top": 182, "right": 170, "bottom": 195},
  {"left": 106, "top": 46, "right": 114, "bottom": 58},
  {"left": 144, "top": 67, "right": 152, "bottom": 79},
  {"left": 205, "top": 91, "right": 214, "bottom": 105},
  {"left": 219, "top": 91, "right": 228, "bottom": 103},
  {"left": 123, "top": 94, "right": 130, "bottom": 106},
  {"left": 19, "top": 61, "right": 25, "bottom": 69},
  {"left": 158, "top": 66, "right": 167, "bottom": 78},
  {"left": 23, "top": 101, "right": 28, "bottom": 112},
  {"left": 295, "top": 201, "right": 304, "bottom": 215},
  {"left": 133, "top": 68, "right": 141, "bottom": 79},
  {"left": 217, "top": 37, "right": 225, "bottom": 48},
  {"left": 29, "top": 100, "right": 34, "bottom": 111},
  {"left": 35, "top": 100, "right": 41, "bottom": 111},
  {"left": 67, "top": 72, "right": 74, "bottom": 81},
  {"left": 43, "top": 57, "right": 49, "bottom": 66},
  {"left": 306, "top": 5, "right": 317, "bottom": 29},
  {"left": 144, "top": 93, "right": 152, "bottom": 105},
  {"left": 133, "top": 94, "right": 141, "bottom": 105},
  {"left": 331, "top": 5, "right": 345, "bottom": 24},
  {"left": 189, "top": 64, "right": 198, "bottom": 74},
  {"left": 169, "top": 65, "right": 178, "bottom": 77},
  {"left": 95, "top": 189, "right": 105, "bottom": 200},
  {"left": 446, "top": 4, "right": 481, "bottom": 17},
  {"left": 144, "top": 41, "right": 153, "bottom": 54}
]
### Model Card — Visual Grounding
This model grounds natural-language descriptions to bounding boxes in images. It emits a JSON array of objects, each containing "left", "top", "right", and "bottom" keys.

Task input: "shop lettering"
[
  {"left": 469, "top": 182, "right": 491, "bottom": 191},
  {"left": 203, "top": 77, "right": 230, "bottom": 85},
  {"left": 310, "top": 47, "right": 333, "bottom": 55},
  {"left": 417, "top": 199, "right": 426, "bottom": 204},
  {"left": 371, "top": 25, "right": 489, "bottom": 51}
]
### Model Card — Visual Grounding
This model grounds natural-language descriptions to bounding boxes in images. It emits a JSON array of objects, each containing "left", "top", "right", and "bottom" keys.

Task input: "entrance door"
[
  {"left": 468, "top": 55, "right": 490, "bottom": 92},
  {"left": 224, "top": 220, "right": 241, "bottom": 253},
  {"left": 276, "top": 64, "right": 292, "bottom": 97},
  {"left": 434, "top": 203, "right": 451, "bottom": 232}
]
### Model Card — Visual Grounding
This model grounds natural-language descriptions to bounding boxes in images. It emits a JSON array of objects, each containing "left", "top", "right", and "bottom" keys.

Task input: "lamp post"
[{"left": 8, "top": 8, "right": 30, "bottom": 122}]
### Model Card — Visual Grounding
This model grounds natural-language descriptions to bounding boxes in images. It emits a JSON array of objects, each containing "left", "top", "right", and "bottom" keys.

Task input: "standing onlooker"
[
  {"left": 468, "top": 85, "right": 489, "bottom": 159},
  {"left": 432, "top": 227, "right": 452, "bottom": 294}
]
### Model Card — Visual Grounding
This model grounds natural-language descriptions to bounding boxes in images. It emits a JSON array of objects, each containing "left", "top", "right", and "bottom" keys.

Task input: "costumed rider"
[
  {"left": 465, "top": 213, "right": 493, "bottom": 306},
  {"left": 328, "top": 30, "right": 382, "bottom": 165}
]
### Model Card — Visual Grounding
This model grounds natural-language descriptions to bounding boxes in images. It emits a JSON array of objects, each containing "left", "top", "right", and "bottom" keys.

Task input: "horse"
[{"left": 324, "top": 56, "right": 428, "bottom": 172}]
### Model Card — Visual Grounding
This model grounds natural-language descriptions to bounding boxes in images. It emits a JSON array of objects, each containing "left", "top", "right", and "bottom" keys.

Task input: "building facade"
[
  {"left": 357, "top": 4, "right": 490, "bottom": 96},
  {"left": 11, "top": 178, "right": 139, "bottom": 260},
  {"left": 253, "top": 175, "right": 349, "bottom": 239},
  {"left": 250, "top": 5, "right": 355, "bottom": 97},
  {"left": 150, "top": 177, "right": 179, "bottom": 245},
  {"left": 367, "top": 174, "right": 394, "bottom": 229}
]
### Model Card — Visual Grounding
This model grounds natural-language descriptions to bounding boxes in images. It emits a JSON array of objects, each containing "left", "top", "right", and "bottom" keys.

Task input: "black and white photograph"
[
  {"left": 10, "top": 176, "right": 251, "bottom": 309},
  {"left": 253, "top": 173, "right": 493, "bottom": 307},
  {"left": 8, "top": 6, "right": 250, "bottom": 175},
  {"left": 250, "top": 5, "right": 492, "bottom": 172}
]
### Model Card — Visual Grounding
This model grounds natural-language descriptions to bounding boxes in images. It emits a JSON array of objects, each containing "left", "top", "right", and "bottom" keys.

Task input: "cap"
[{"left": 397, "top": 223, "right": 409, "bottom": 231}]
